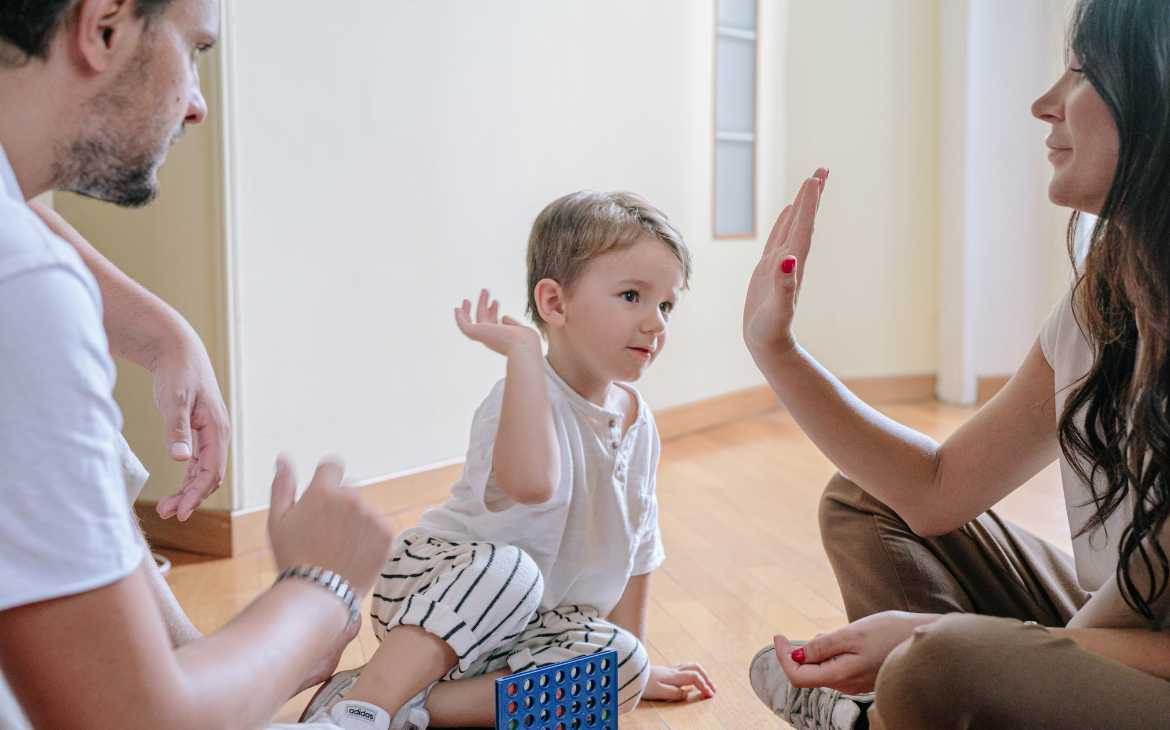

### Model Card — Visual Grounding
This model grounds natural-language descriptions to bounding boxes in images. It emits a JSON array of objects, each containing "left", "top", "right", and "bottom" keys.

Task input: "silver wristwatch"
[{"left": 276, "top": 565, "right": 360, "bottom": 627}]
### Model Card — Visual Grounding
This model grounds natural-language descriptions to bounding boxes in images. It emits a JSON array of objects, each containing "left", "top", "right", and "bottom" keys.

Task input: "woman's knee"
[
  {"left": 875, "top": 614, "right": 1014, "bottom": 727},
  {"left": 818, "top": 472, "right": 862, "bottom": 540}
]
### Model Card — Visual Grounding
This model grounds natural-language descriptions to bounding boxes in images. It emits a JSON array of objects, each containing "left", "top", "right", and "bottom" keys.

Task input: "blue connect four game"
[{"left": 495, "top": 649, "right": 619, "bottom": 730}]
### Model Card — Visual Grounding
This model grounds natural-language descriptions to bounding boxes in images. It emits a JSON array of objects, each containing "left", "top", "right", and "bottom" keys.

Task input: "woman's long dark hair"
[{"left": 1060, "top": 0, "right": 1170, "bottom": 621}]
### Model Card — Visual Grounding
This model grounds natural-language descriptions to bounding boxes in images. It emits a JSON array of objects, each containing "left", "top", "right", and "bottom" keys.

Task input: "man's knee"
[{"left": 611, "top": 629, "right": 650, "bottom": 714}]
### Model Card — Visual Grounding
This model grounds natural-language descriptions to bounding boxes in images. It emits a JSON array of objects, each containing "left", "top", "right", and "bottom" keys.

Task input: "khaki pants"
[{"left": 819, "top": 474, "right": 1170, "bottom": 729}]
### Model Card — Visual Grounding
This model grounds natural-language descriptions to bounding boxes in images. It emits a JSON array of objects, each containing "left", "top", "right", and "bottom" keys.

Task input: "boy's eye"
[
  {"left": 659, "top": 301, "right": 673, "bottom": 315},
  {"left": 621, "top": 290, "right": 639, "bottom": 303}
]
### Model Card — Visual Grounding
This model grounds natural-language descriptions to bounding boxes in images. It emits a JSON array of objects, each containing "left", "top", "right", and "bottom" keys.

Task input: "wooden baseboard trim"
[
  {"left": 656, "top": 384, "right": 779, "bottom": 441},
  {"left": 976, "top": 375, "right": 1011, "bottom": 405},
  {"left": 135, "top": 503, "right": 233, "bottom": 557},
  {"left": 141, "top": 373, "right": 939, "bottom": 556},
  {"left": 655, "top": 373, "right": 937, "bottom": 441}
]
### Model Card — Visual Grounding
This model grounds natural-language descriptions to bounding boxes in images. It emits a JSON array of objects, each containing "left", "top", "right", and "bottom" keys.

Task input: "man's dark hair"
[{"left": 0, "top": 0, "right": 174, "bottom": 64}]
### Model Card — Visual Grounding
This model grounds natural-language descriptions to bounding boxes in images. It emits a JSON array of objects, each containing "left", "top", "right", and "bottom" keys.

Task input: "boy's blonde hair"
[{"left": 526, "top": 191, "right": 692, "bottom": 330}]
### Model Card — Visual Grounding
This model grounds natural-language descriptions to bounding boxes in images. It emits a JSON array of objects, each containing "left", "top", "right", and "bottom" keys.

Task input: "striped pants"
[{"left": 370, "top": 531, "right": 651, "bottom": 710}]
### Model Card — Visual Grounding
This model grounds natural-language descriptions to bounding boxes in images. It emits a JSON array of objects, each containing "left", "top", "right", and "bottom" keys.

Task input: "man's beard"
[
  {"left": 53, "top": 34, "right": 181, "bottom": 209},
  {"left": 55, "top": 126, "right": 175, "bottom": 208}
]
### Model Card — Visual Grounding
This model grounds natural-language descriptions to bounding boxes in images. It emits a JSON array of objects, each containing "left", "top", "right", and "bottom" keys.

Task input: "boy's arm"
[
  {"left": 492, "top": 337, "right": 559, "bottom": 504},
  {"left": 455, "top": 290, "right": 559, "bottom": 505},
  {"left": 607, "top": 573, "right": 651, "bottom": 639}
]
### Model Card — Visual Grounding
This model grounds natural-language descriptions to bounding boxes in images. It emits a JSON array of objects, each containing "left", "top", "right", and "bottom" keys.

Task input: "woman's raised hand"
[{"left": 743, "top": 168, "right": 828, "bottom": 357}]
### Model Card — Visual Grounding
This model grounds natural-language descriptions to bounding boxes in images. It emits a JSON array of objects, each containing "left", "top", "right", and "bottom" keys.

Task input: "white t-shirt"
[
  {"left": 0, "top": 144, "right": 143, "bottom": 612},
  {"left": 1039, "top": 287, "right": 1135, "bottom": 591},
  {"left": 415, "top": 360, "right": 666, "bottom": 616}
]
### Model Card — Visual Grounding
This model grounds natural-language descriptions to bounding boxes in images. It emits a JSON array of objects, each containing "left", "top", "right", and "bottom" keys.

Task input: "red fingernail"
[
  {"left": 781, "top": 257, "right": 797, "bottom": 274},
  {"left": 791, "top": 647, "right": 806, "bottom": 664}
]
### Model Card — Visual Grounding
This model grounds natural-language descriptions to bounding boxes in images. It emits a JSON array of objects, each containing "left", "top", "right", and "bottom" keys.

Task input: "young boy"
[{"left": 303, "top": 191, "right": 715, "bottom": 729}]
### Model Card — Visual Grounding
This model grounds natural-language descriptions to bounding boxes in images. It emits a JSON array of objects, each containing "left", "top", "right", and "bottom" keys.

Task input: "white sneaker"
[
  {"left": 748, "top": 644, "right": 873, "bottom": 729},
  {"left": 330, "top": 700, "right": 391, "bottom": 730},
  {"left": 299, "top": 667, "right": 433, "bottom": 730},
  {"left": 300, "top": 668, "right": 362, "bottom": 723}
]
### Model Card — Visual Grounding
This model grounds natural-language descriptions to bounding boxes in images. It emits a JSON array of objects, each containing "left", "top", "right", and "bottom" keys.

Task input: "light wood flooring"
[{"left": 160, "top": 400, "right": 1070, "bottom": 728}]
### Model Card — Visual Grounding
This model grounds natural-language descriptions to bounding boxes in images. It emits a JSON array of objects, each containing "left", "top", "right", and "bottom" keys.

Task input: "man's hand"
[
  {"left": 641, "top": 663, "right": 717, "bottom": 702},
  {"left": 151, "top": 329, "right": 230, "bottom": 520}
]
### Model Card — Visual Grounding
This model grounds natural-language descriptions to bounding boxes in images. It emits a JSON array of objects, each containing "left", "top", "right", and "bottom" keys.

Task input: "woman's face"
[{"left": 1031, "top": 55, "right": 1120, "bottom": 214}]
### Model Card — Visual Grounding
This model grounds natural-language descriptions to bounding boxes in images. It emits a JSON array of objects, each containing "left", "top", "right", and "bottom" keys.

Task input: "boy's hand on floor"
[
  {"left": 642, "top": 663, "right": 717, "bottom": 702},
  {"left": 454, "top": 288, "right": 541, "bottom": 357}
]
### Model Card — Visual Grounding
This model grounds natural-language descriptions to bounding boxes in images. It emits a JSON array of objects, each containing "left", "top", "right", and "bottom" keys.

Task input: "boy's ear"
[{"left": 534, "top": 278, "right": 566, "bottom": 329}]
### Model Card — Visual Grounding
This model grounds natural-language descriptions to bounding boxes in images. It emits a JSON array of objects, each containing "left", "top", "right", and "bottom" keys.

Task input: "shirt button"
[
  {"left": 611, "top": 441, "right": 619, "bottom": 449},
  {"left": 609, "top": 419, "right": 617, "bottom": 428}
]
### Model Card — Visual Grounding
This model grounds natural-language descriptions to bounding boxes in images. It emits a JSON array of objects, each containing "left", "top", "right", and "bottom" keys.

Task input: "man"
[{"left": 0, "top": 2, "right": 394, "bottom": 728}]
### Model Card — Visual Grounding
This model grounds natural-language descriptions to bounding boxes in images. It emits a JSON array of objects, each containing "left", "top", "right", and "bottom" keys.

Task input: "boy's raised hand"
[
  {"left": 454, "top": 288, "right": 541, "bottom": 357},
  {"left": 742, "top": 168, "right": 828, "bottom": 357}
]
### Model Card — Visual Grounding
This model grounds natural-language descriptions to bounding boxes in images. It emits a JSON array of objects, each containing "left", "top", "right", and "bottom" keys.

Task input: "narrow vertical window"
[{"left": 714, "top": 0, "right": 758, "bottom": 238}]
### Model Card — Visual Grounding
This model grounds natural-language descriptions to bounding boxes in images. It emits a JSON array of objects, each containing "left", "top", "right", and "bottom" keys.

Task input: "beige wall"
[
  {"left": 55, "top": 51, "right": 233, "bottom": 510},
  {"left": 781, "top": 0, "right": 940, "bottom": 378}
]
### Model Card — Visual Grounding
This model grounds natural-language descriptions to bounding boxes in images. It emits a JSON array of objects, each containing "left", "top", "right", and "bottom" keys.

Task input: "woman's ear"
[{"left": 534, "top": 278, "right": 567, "bottom": 329}]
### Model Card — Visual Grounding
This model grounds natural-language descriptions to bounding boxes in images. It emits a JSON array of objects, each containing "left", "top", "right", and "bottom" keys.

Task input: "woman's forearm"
[
  {"left": 1055, "top": 626, "right": 1170, "bottom": 680},
  {"left": 492, "top": 342, "right": 560, "bottom": 504},
  {"left": 752, "top": 344, "right": 943, "bottom": 525}
]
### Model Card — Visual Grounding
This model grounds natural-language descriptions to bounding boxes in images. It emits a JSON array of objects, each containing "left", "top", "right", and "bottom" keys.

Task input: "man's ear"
[
  {"left": 534, "top": 278, "right": 567, "bottom": 329},
  {"left": 70, "top": 0, "right": 142, "bottom": 73}
]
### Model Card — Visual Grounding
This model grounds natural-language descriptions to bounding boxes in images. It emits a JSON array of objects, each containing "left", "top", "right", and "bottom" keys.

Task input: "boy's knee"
[
  {"left": 482, "top": 544, "right": 543, "bottom": 598},
  {"left": 612, "top": 631, "right": 650, "bottom": 714}
]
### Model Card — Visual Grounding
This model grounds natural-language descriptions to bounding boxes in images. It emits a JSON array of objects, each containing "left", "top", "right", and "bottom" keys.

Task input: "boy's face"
[{"left": 560, "top": 235, "right": 685, "bottom": 383}]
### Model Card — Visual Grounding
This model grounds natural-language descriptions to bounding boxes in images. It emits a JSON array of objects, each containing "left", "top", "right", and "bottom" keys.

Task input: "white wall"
[
  {"left": 220, "top": 0, "right": 946, "bottom": 508},
  {"left": 937, "top": 0, "right": 1075, "bottom": 403}
]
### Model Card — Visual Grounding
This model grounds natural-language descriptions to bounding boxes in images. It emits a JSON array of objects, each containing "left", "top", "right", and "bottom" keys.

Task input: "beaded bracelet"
[{"left": 275, "top": 565, "right": 360, "bottom": 627}]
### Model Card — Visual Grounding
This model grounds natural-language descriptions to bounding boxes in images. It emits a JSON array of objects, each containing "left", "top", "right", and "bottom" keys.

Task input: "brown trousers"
[{"left": 819, "top": 474, "right": 1170, "bottom": 729}]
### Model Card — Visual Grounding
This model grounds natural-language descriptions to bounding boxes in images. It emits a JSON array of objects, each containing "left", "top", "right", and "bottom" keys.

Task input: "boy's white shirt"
[{"left": 414, "top": 359, "right": 665, "bottom": 617}]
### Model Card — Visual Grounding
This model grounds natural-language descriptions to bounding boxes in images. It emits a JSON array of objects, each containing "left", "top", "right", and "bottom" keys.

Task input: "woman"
[{"left": 744, "top": 0, "right": 1170, "bottom": 727}]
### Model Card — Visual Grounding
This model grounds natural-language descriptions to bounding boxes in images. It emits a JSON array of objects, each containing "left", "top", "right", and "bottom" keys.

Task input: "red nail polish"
[
  {"left": 791, "top": 647, "right": 806, "bottom": 664},
  {"left": 781, "top": 257, "right": 797, "bottom": 275}
]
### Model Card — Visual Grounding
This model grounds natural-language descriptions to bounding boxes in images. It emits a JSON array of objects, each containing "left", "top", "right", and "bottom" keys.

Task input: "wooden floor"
[{"left": 161, "top": 400, "right": 1071, "bottom": 728}]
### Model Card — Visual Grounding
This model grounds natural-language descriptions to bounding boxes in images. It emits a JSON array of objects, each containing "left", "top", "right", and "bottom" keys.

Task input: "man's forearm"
[
  {"left": 30, "top": 200, "right": 185, "bottom": 369},
  {"left": 136, "top": 522, "right": 202, "bottom": 647}
]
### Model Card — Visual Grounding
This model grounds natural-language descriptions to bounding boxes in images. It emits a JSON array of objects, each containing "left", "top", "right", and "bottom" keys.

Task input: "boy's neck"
[{"left": 546, "top": 341, "right": 613, "bottom": 407}]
